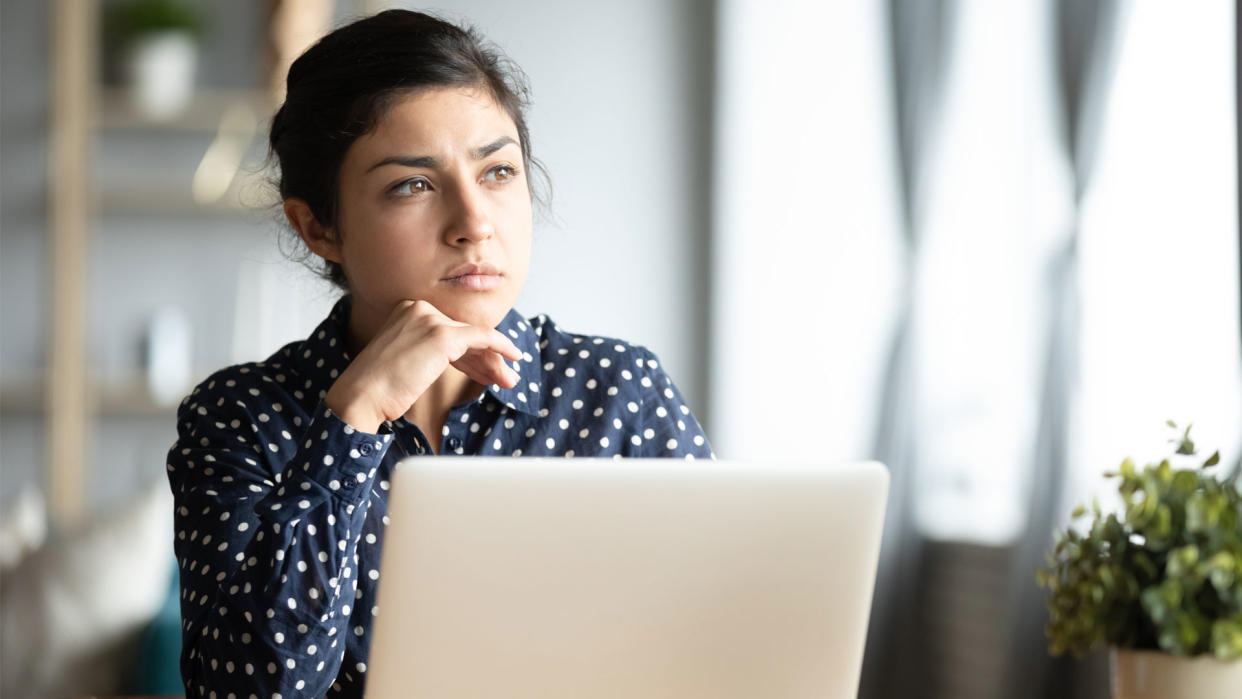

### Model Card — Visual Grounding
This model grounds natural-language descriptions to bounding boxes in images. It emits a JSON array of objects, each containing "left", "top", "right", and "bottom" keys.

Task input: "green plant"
[
  {"left": 1036, "top": 422, "right": 1242, "bottom": 660},
  {"left": 107, "top": 0, "right": 207, "bottom": 44}
]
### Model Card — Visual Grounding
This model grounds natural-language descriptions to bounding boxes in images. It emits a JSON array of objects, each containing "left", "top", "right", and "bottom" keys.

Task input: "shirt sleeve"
[
  {"left": 633, "top": 349, "right": 715, "bottom": 459},
  {"left": 166, "top": 375, "right": 392, "bottom": 699}
]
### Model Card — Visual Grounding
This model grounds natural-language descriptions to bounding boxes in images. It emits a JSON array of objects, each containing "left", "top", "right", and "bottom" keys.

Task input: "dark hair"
[{"left": 268, "top": 9, "right": 547, "bottom": 290}]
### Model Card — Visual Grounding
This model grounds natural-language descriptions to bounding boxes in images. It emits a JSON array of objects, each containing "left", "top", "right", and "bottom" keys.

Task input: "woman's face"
[{"left": 328, "top": 86, "right": 532, "bottom": 331}]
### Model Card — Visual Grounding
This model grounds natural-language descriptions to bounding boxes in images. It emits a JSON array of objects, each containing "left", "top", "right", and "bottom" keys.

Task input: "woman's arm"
[{"left": 167, "top": 371, "right": 392, "bottom": 698}]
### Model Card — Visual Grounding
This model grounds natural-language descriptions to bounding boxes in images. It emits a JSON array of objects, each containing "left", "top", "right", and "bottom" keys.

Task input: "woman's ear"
[{"left": 283, "top": 198, "right": 343, "bottom": 264}]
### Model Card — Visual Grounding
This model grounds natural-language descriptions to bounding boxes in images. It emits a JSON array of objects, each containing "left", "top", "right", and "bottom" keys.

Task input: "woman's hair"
[{"left": 268, "top": 9, "right": 546, "bottom": 290}]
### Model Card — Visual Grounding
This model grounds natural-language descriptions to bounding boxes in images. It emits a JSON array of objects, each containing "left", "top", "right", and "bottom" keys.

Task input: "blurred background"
[{"left": 1, "top": 0, "right": 1239, "bottom": 697}]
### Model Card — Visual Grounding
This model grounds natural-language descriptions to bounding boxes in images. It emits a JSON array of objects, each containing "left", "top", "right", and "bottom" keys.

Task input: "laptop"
[{"left": 365, "top": 458, "right": 889, "bottom": 699}]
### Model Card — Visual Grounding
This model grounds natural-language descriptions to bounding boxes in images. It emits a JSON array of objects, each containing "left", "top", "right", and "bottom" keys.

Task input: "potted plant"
[
  {"left": 107, "top": 0, "right": 207, "bottom": 121},
  {"left": 1037, "top": 422, "right": 1242, "bottom": 698}
]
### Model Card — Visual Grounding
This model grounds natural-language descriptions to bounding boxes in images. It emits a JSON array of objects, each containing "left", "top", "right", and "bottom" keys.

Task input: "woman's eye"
[
  {"left": 392, "top": 178, "right": 430, "bottom": 196},
  {"left": 484, "top": 165, "right": 518, "bottom": 182}
]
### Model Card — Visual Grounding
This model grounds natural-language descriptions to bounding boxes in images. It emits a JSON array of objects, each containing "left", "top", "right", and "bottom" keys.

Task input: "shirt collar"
[
  {"left": 486, "top": 307, "right": 542, "bottom": 416},
  {"left": 299, "top": 297, "right": 542, "bottom": 417},
  {"left": 296, "top": 295, "right": 354, "bottom": 380}
]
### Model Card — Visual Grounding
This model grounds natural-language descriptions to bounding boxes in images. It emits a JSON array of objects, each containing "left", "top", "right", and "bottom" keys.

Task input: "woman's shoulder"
[
  {"left": 518, "top": 313, "right": 672, "bottom": 400},
  {"left": 177, "top": 340, "right": 317, "bottom": 420}
]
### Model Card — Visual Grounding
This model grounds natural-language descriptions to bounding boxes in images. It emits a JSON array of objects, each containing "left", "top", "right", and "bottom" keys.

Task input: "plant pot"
[
  {"left": 1111, "top": 648, "right": 1242, "bottom": 699},
  {"left": 124, "top": 30, "right": 198, "bottom": 121}
]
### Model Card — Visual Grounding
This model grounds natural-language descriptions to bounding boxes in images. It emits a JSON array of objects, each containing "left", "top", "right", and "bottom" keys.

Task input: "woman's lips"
[
  {"left": 444, "top": 273, "right": 502, "bottom": 290},
  {"left": 441, "top": 262, "right": 503, "bottom": 290}
]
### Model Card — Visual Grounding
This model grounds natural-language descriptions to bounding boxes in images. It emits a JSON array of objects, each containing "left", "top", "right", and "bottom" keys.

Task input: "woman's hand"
[{"left": 324, "top": 299, "right": 522, "bottom": 433}]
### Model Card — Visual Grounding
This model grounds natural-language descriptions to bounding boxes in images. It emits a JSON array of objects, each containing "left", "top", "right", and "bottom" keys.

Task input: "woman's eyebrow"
[
  {"left": 366, "top": 137, "right": 519, "bottom": 173},
  {"left": 471, "top": 136, "right": 518, "bottom": 160}
]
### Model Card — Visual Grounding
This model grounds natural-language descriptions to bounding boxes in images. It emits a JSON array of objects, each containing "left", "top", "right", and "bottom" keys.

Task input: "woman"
[{"left": 166, "top": 9, "right": 712, "bottom": 698}]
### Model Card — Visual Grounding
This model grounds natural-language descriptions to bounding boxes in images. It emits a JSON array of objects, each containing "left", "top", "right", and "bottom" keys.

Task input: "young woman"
[{"left": 166, "top": 9, "right": 712, "bottom": 698}]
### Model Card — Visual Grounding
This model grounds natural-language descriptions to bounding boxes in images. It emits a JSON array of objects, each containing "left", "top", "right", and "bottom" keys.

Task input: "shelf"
[
  {"left": 1, "top": 374, "right": 191, "bottom": 417},
  {"left": 96, "top": 87, "right": 276, "bottom": 132},
  {"left": 95, "top": 153, "right": 274, "bottom": 216}
]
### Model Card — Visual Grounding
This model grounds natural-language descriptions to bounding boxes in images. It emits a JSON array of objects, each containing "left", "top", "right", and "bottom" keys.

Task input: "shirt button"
[
  {"left": 341, "top": 479, "right": 355, "bottom": 489},
  {"left": 446, "top": 436, "right": 462, "bottom": 450},
  {"left": 359, "top": 443, "right": 373, "bottom": 456}
]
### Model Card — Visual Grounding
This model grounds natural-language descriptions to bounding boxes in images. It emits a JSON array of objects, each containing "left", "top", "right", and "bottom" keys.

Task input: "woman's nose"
[{"left": 444, "top": 184, "right": 495, "bottom": 245}]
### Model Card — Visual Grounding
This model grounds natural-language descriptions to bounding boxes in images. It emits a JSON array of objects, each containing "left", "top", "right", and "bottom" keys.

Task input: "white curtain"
[
  {"left": 712, "top": 0, "right": 1241, "bottom": 536},
  {"left": 1073, "top": 1, "right": 1242, "bottom": 504},
  {"left": 709, "top": 0, "right": 903, "bottom": 462}
]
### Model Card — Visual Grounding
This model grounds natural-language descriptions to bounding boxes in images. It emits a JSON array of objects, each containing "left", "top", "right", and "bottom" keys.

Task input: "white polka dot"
[
  {"left": 368, "top": 569, "right": 379, "bottom": 580},
  {"left": 631, "top": 435, "right": 643, "bottom": 446},
  {"left": 666, "top": 438, "right": 678, "bottom": 450},
  {"left": 600, "top": 436, "right": 610, "bottom": 448},
  {"left": 599, "top": 358, "right": 612, "bottom": 368},
  {"left": 627, "top": 401, "right": 639, "bottom": 413},
  {"left": 693, "top": 434, "right": 705, "bottom": 446},
  {"left": 545, "top": 437, "right": 555, "bottom": 449}
]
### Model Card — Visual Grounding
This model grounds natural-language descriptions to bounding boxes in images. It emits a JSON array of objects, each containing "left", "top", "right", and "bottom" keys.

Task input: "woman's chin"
[{"left": 432, "top": 294, "right": 512, "bottom": 330}]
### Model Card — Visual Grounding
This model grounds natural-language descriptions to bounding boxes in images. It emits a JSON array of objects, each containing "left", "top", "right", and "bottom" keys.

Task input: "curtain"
[{"left": 857, "top": 1, "right": 955, "bottom": 696}]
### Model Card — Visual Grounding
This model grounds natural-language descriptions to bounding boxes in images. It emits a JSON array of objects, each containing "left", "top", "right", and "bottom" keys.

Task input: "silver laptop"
[{"left": 366, "top": 458, "right": 889, "bottom": 699}]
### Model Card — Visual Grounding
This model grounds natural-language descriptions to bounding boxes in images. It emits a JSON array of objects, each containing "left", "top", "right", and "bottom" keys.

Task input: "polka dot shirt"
[{"left": 166, "top": 295, "right": 714, "bottom": 698}]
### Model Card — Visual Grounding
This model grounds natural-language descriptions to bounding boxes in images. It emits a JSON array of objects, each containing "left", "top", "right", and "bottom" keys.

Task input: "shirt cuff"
[{"left": 255, "top": 403, "right": 393, "bottom": 518}]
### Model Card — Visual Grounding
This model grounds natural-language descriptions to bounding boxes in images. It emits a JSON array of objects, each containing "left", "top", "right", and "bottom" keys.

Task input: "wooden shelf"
[
  {"left": 96, "top": 170, "right": 274, "bottom": 216},
  {"left": 96, "top": 87, "right": 275, "bottom": 132},
  {"left": 1, "top": 374, "right": 191, "bottom": 417}
]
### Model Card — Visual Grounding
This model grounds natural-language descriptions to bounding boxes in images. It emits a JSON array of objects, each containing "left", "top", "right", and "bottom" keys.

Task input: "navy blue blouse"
[{"left": 166, "top": 296, "right": 713, "bottom": 698}]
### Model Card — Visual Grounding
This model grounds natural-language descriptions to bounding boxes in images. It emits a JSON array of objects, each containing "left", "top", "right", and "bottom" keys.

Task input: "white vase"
[
  {"left": 1111, "top": 648, "right": 1242, "bottom": 699},
  {"left": 124, "top": 30, "right": 198, "bottom": 121}
]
